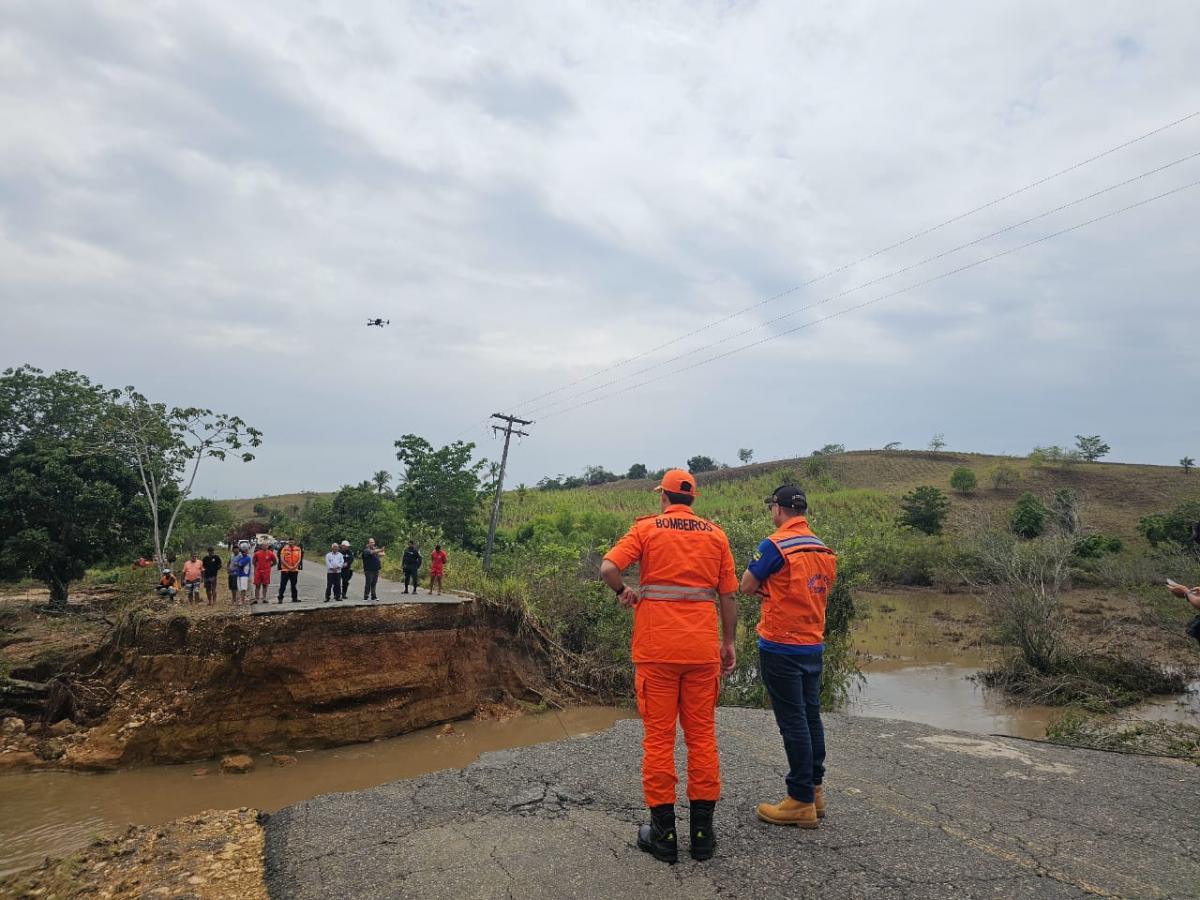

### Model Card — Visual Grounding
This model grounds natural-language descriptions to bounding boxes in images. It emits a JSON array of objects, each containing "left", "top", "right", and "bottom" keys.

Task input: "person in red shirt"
[
  {"left": 251, "top": 543, "right": 276, "bottom": 605},
  {"left": 428, "top": 545, "right": 448, "bottom": 594}
]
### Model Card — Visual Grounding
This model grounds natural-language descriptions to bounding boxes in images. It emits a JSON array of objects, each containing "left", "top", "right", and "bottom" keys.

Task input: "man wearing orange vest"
[
  {"left": 740, "top": 485, "right": 837, "bottom": 828},
  {"left": 277, "top": 539, "right": 304, "bottom": 604},
  {"left": 600, "top": 469, "right": 738, "bottom": 864}
]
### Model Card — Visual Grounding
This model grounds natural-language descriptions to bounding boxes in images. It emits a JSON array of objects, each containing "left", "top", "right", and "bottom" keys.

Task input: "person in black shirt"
[
  {"left": 360, "top": 538, "right": 386, "bottom": 601},
  {"left": 201, "top": 547, "right": 223, "bottom": 606},
  {"left": 339, "top": 540, "right": 355, "bottom": 600},
  {"left": 401, "top": 542, "right": 422, "bottom": 594}
]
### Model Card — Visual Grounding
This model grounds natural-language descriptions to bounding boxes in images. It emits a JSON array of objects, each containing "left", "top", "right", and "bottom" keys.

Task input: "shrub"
[
  {"left": 989, "top": 463, "right": 1020, "bottom": 490},
  {"left": 897, "top": 486, "right": 950, "bottom": 535},
  {"left": 1010, "top": 493, "right": 1048, "bottom": 539},
  {"left": 1072, "top": 534, "right": 1123, "bottom": 559},
  {"left": 1137, "top": 501, "right": 1200, "bottom": 547},
  {"left": 949, "top": 467, "right": 977, "bottom": 495}
]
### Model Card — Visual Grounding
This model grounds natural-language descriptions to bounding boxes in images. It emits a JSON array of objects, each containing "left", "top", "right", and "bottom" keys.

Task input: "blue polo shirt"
[{"left": 749, "top": 538, "right": 824, "bottom": 656}]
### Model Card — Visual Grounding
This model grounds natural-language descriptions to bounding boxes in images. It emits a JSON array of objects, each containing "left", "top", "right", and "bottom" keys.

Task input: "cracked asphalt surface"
[{"left": 263, "top": 708, "right": 1200, "bottom": 899}]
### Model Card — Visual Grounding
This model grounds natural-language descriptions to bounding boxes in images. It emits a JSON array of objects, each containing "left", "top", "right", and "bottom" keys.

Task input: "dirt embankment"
[{"left": 3, "top": 601, "right": 561, "bottom": 770}]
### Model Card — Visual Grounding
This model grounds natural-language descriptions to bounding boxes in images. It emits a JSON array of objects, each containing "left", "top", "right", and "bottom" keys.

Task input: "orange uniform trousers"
[{"left": 635, "top": 661, "right": 721, "bottom": 807}]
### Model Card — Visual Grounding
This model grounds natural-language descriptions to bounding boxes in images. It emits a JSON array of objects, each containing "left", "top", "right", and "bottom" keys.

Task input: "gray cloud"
[{"left": 1, "top": 0, "right": 1198, "bottom": 497}]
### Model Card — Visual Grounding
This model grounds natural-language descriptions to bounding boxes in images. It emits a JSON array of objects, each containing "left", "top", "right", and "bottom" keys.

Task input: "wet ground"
[
  {"left": 0, "top": 707, "right": 633, "bottom": 878},
  {"left": 848, "top": 589, "right": 1199, "bottom": 739}
]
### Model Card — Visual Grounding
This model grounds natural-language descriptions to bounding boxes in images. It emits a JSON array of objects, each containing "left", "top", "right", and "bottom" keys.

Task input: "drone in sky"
[{"left": 365, "top": 318, "right": 391, "bottom": 328}]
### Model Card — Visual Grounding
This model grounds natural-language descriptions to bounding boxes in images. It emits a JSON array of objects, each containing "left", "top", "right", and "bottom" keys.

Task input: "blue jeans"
[{"left": 759, "top": 647, "right": 825, "bottom": 803}]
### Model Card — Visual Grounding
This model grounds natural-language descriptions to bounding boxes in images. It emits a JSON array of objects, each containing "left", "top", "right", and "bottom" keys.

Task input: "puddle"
[
  {"left": 848, "top": 591, "right": 1199, "bottom": 740},
  {"left": 0, "top": 706, "right": 633, "bottom": 878}
]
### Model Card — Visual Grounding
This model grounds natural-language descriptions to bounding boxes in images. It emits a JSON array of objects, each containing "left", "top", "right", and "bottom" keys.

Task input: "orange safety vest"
[
  {"left": 755, "top": 518, "right": 837, "bottom": 646},
  {"left": 278, "top": 545, "right": 303, "bottom": 572},
  {"left": 604, "top": 504, "right": 737, "bottom": 664}
]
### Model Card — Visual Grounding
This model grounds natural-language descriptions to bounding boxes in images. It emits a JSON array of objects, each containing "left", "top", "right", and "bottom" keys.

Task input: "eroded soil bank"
[{"left": 2, "top": 599, "right": 565, "bottom": 770}]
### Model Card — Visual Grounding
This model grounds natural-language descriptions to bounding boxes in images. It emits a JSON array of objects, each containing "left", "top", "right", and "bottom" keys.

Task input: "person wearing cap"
[
  {"left": 599, "top": 469, "right": 738, "bottom": 864},
  {"left": 339, "top": 540, "right": 355, "bottom": 600},
  {"left": 740, "top": 485, "right": 838, "bottom": 829},
  {"left": 277, "top": 539, "right": 304, "bottom": 604},
  {"left": 156, "top": 569, "right": 179, "bottom": 601},
  {"left": 233, "top": 543, "right": 253, "bottom": 606}
]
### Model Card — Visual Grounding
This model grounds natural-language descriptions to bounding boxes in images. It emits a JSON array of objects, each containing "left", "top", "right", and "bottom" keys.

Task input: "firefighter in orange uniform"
[
  {"left": 740, "top": 485, "right": 837, "bottom": 828},
  {"left": 599, "top": 469, "right": 738, "bottom": 864},
  {"left": 276, "top": 539, "right": 304, "bottom": 604}
]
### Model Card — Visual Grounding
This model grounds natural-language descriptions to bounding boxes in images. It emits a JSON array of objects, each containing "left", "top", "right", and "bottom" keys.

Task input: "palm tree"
[
  {"left": 1183, "top": 457, "right": 1195, "bottom": 475},
  {"left": 372, "top": 470, "right": 392, "bottom": 494}
]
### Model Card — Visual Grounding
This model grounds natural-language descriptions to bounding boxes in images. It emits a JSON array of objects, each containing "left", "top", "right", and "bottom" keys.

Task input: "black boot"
[
  {"left": 689, "top": 799, "right": 717, "bottom": 861},
  {"left": 636, "top": 804, "right": 678, "bottom": 864}
]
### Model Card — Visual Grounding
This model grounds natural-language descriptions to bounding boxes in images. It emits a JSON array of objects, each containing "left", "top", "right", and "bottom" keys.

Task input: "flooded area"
[
  {"left": 847, "top": 589, "right": 1199, "bottom": 739},
  {"left": 0, "top": 706, "right": 633, "bottom": 878}
]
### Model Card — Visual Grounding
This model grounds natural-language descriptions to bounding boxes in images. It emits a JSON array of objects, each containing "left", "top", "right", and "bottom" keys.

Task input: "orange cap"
[{"left": 654, "top": 468, "right": 698, "bottom": 497}]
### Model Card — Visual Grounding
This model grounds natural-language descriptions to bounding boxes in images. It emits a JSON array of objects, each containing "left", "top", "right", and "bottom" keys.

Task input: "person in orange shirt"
[
  {"left": 740, "top": 485, "right": 837, "bottom": 828},
  {"left": 277, "top": 539, "right": 304, "bottom": 604},
  {"left": 600, "top": 469, "right": 738, "bottom": 864},
  {"left": 181, "top": 553, "right": 204, "bottom": 604}
]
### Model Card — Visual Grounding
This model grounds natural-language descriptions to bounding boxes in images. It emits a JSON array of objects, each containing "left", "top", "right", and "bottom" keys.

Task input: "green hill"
[{"left": 497, "top": 450, "right": 1199, "bottom": 544}]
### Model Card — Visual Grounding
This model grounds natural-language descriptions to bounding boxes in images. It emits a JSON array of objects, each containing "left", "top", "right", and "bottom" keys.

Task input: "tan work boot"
[
  {"left": 756, "top": 796, "right": 819, "bottom": 828},
  {"left": 814, "top": 785, "right": 826, "bottom": 819}
]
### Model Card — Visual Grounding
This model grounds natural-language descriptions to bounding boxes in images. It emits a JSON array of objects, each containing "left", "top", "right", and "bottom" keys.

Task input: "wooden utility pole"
[{"left": 484, "top": 413, "right": 532, "bottom": 572}]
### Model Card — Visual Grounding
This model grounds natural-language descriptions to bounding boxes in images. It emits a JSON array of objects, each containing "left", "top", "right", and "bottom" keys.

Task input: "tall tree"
[
  {"left": 0, "top": 367, "right": 147, "bottom": 608},
  {"left": 737, "top": 448, "right": 754, "bottom": 465},
  {"left": 394, "top": 434, "right": 486, "bottom": 544},
  {"left": 626, "top": 463, "right": 648, "bottom": 480},
  {"left": 928, "top": 433, "right": 946, "bottom": 452},
  {"left": 1180, "top": 456, "right": 1194, "bottom": 475},
  {"left": 687, "top": 455, "right": 717, "bottom": 474},
  {"left": 109, "top": 389, "right": 262, "bottom": 566},
  {"left": 371, "top": 470, "right": 393, "bottom": 494}
]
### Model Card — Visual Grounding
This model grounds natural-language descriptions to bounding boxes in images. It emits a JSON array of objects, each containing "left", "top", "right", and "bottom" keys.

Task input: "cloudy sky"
[{"left": 2, "top": 1, "right": 1198, "bottom": 498}]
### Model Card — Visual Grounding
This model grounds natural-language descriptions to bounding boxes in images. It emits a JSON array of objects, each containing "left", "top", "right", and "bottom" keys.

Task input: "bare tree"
[
  {"left": 110, "top": 389, "right": 261, "bottom": 567},
  {"left": 928, "top": 433, "right": 946, "bottom": 452}
]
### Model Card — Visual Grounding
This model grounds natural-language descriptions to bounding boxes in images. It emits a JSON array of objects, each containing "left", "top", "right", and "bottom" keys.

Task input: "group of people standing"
[{"left": 153, "top": 537, "right": 449, "bottom": 606}]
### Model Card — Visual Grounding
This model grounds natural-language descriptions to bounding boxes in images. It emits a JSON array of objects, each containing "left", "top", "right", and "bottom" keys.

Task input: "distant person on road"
[
  {"left": 252, "top": 542, "right": 276, "bottom": 605},
  {"left": 429, "top": 545, "right": 447, "bottom": 595},
  {"left": 360, "top": 538, "right": 386, "bottom": 602},
  {"left": 599, "top": 469, "right": 738, "bottom": 865},
  {"left": 181, "top": 553, "right": 204, "bottom": 604},
  {"left": 740, "top": 485, "right": 838, "bottom": 830},
  {"left": 157, "top": 569, "right": 178, "bottom": 601},
  {"left": 324, "top": 543, "right": 345, "bottom": 602},
  {"left": 401, "top": 541, "right": 422, "bottom": 595},
  {"left": 233, "top": 543, "right": 253, "bottom": 606},
  {"left": 1166, "top": 579, "right": 1200, "bottom": 645},
  {"left": 201, "top": 547, "right": 222, "bottom": 606},
  {"left": 339, "top": 540, "right": 355, "bottom": 599},
  {"left": 277, "top": 539, "right": 304, "bottom": 604}
]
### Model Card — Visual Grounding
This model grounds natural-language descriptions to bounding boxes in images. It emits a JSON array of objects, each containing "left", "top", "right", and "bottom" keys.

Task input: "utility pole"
[{"left": 484, "top": 413, "right": 532, "bottom": 572}]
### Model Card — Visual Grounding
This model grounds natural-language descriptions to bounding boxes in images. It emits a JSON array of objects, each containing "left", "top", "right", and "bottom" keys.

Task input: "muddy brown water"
[
  {"left": 848, "top": 590, "right": 1199, "bottom": 738},
  {"left": 0, "top": 707, "right": 634, "bottom": 878}
]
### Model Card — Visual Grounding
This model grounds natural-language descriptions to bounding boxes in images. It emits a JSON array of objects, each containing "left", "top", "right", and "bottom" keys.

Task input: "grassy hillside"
[
  {"left": 498, "top": 450, "right": 1200, "bottom": 544},
  {"left": 219, "top": 491, "right": 328, "bottom": 523}
]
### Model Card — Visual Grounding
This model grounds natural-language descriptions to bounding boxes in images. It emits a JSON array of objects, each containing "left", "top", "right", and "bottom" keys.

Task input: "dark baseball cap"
[{"left": 765, "top": 485, "right": 807, "bottom": 510}]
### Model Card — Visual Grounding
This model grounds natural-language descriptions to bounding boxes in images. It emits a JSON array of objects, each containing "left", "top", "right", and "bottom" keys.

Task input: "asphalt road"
[
  {"left": 262, "top": 707, "right": 1200, "bottom": 899},
  {"left": 249, "top": 561, "right": 462, "bottom": 614}
]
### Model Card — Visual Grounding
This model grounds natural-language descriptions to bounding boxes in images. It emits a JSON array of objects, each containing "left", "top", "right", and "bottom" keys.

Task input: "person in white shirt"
[{"left": 324, "top": 543, "right": 345, "bottom": 602}]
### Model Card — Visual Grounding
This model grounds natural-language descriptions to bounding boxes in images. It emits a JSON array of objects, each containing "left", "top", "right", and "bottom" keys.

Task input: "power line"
[
  {"left": 498, "top": 109, "right": 1199, "bottom": 416},
  {"left": 536, "top": 177, "right": 1200, "bottom": 422},
  {"left": 518, "top": 148, "right": 1200, "bottom": 419}
]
